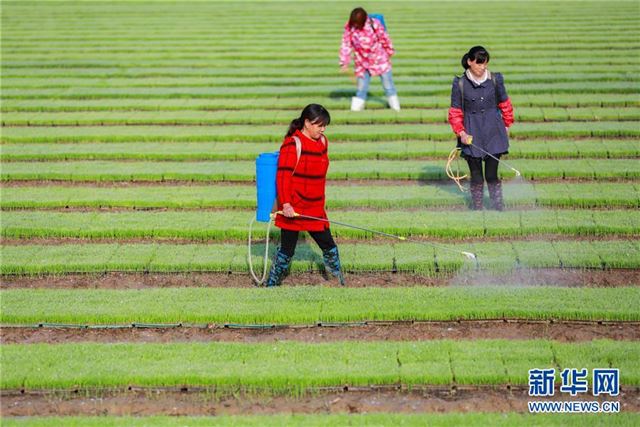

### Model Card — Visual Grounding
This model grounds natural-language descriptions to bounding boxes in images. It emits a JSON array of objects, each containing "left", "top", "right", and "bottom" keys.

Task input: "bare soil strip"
[
  {"left": 2, "top": 270, "right": 638, "bottom": 289},
  {"left": 3, "top": 320, "right": 639, "bottom": 345},
  {"left": 2, "top": 386, "right": 638, "bottom": 416}
]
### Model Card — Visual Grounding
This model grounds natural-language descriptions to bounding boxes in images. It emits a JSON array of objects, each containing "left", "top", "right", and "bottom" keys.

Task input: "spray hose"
[
  {"left": 247, "top": 216, "right": 274, "bottom": 285},
  {"left": 446, "top": 136, "right": 522, "bottom": 191},
  {"left": 446, "top": 147, "right": 468, "bottom": 192}
]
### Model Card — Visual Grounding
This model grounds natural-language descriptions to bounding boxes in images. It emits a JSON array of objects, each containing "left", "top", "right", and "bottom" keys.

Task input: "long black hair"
[
  {"left": 461, "top": 46, "right": 490, "bottom": 70},
  {"left": 286, "top": 104, "right": 331, "bottom": 137}
]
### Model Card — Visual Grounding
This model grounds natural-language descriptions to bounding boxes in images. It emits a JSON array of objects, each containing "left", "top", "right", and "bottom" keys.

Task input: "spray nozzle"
[{"left": 462, "top": 251, "right": 477, "bottom": 260}]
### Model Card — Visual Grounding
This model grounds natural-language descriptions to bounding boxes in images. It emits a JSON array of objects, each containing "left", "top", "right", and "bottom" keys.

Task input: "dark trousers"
[
  {"left": 466, "top": 154, "right": 504, "bottom": 210},
  {"left": 466, "top": 155, "right": 501, "bottom": 184},
  {"left": 280, "top": 229, "right": 336, "bottom": 257}
]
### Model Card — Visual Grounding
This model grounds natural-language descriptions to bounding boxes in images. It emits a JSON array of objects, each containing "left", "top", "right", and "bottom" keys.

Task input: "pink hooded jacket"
[{"left": 339, "top": 17, "right": 395, "bottom": 78}]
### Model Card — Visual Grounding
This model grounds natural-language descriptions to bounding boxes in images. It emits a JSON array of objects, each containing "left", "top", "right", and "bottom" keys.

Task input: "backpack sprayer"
[
  {"left": 248, "top": 150, "right": 477, "bottom": 285},
  {"left": 446, "top": 136, "right": 522, "bottom": 192},
  {"left": 247, "top": 152, "right": 279, "bottom": 285}
]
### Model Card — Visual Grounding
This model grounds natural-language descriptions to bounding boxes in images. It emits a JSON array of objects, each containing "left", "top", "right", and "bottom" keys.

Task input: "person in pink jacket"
[{"left": 339, "top": 7, "right": 400, "bottom": 112}]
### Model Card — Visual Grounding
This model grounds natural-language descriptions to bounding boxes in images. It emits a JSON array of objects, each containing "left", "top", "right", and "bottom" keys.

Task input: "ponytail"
[
  {"left": 286, "top": 117, "right": 304, "bottom": 137},
  {"left": 285, "top": 104, "right": 331, "bottom": 138},
  {"left": 461, "top": 53, "right": 470, "bottom": 69}
]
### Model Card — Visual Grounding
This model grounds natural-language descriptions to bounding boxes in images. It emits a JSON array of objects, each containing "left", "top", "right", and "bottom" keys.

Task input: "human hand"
[
  {"left": 340, "top": 65, "right": 350, "bottom": 73},
  {"left": 459, "top": 132, "right": 473, "bottom": 145},
  {"left": 282, "top": 203, "right": 296, "bottom": 218}
]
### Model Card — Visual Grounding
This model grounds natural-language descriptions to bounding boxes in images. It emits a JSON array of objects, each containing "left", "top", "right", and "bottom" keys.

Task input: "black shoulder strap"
[
  {"left": 458, "top": 76, "right": 464, "bottom": 110},
  {"left": 369, "top": 18, "right": 380, "bottom": 43},
  {"left": 488, "top": 71, "right": 499, "bottom": 105}
]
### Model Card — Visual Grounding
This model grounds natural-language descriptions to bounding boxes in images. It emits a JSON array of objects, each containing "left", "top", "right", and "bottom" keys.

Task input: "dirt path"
[
  {"left": 3, "top": 386, "right": 637, "bottom": 417},
  {"left": 2, "top": 270, "right": 638, "bottom": 289},
  {"left": 3, "top": 320, "right": 639, "bottom": 345}
]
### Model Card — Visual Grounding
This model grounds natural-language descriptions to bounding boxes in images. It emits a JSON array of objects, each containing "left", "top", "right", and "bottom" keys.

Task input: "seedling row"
[
  {"left": 3, "top": 122, "right": 638, "bottom": 143},
  {"left": 3, "top": 159, "right": 638, "bottom": 181},
  {"left": 3, "top": 182, "right": 637, "bottom": 209},
  {"left": 4, "top": 45, "right": 636, "bottom": 59},
  {"left": 3, "top": 209, "right": 638, "bottom": 240},
  {"left": 3, "top": 139, "right": 637, "bottom": 162},
  {"left": 3, "top": 287, "right": 639, "bottom": 325},
  {"left": 3, "top": 94, "right": 638, "bottom": 112},
  {"left": 4, "top": 73, "right": 639, "bottom": 90},
  {"left": 2, "top": 339, "right": 638, "bottom": 390},
  {"left": 2, "top": 240, "right": 638, "bottom": 275},
  {"left": 5, "top": 63, "right": 638, "bottom": 78},
  {"left": 3, "top": 107, "right": 638, "bottom": 126},
  {"left": 4, "top": 82, "right": 638, "bottom": 100}
]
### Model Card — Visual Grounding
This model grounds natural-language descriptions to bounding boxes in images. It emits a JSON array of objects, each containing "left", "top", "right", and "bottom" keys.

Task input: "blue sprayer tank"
[
  {"left": 255, "top": 152, "right": 279, "bottom": 222},
  {"left": 369, "top": 13, "right": 386, "bottom": 30}
]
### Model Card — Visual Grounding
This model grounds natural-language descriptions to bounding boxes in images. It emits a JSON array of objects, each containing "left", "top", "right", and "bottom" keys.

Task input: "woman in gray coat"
[{"left": 448, "top": 46, "right": 514, "bottom": 210}]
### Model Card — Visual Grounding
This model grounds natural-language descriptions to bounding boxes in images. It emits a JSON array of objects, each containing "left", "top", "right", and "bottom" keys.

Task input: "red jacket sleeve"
[
  {"left": 276, "top": 138, "right": 298, "bottom": 205},
  {"left": 498, "top": 98, "right": 514, "bottom": 127},
  {"left": 448, "top": 107, "right": 465, "bottom": 135}
]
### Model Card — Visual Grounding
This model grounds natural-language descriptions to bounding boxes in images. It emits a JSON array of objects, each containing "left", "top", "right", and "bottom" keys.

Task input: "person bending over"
[{"left": 339, "top": 7, "right": 400, "bottom": 112}]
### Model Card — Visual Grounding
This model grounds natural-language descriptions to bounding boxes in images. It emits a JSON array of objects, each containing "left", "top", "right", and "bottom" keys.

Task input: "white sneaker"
[
  {"left": 350, "top": 96, "right": 365, "bottom": 112},
  {"left": 387, "top": 95, "right": 400, "bottom": 111}
]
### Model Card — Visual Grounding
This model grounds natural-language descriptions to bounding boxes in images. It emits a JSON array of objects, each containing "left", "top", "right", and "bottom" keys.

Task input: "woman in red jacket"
[{"left": 266, "top": 104, "right": 345, "bottom": 287}]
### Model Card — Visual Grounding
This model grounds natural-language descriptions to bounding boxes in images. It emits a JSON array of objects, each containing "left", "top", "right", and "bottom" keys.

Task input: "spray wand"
[
  {"left": 464, "top": 136, "right": 521, "bottom": 176},
  {"left": 273, "top": 211, "right": 477, "bottom": 260}
]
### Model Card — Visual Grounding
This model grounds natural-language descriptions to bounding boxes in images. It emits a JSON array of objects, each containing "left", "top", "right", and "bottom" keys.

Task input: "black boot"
[
  {"left": 265, "top": 249, "right": 292, "bottom": 287},
  {"left": 487, "top": 181, "right": 504, "bottom": 211},
  {"left": 322, "top": 246, "right": 345, "bottom": 286},
  {"left": 469, "top": 182, "right": 484, "bottom": 210}
]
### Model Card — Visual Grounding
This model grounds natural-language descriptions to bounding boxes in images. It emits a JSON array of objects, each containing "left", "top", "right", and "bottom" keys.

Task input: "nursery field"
[{"left": 1, "top": 1, "right": 639, "bottom": 425}]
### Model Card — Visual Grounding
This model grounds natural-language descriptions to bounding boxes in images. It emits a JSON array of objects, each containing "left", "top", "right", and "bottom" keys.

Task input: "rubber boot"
[
  {"left": 469, "top": 182, "right": 484, "bottom": 210},
  {"left": 350, "top": 96, "right": 365, "bottom": 112},
  {"left": 488, "top": 181, "right": 505, "bottom": 211},
  {"left": 387, "top": 95, "right": 401, "bottom": 112},
  {"left": 265, "top": 249, "right": 292, "bottom": 287},
  {"left": 322, "top": 246, "right": 345, "bottom": 286}
]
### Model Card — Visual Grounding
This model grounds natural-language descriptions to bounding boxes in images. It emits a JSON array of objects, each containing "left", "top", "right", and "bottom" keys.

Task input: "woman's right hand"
[
  {"left": 282, "top": 203, "right": 296, "bottom": 218},
  {"left": 459, "top": 131, "right": 473, "bottom": 145}
]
